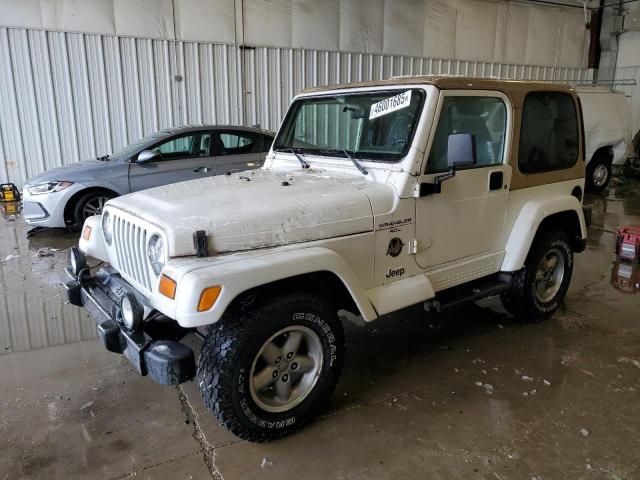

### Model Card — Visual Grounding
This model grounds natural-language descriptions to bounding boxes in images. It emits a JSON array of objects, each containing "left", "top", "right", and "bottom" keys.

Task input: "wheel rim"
[
  {"left": 249, "top": 325, "right": 324, "bottom": 413},
  {"left": 592, "top": 164, "right": 609, "bottom": 187},
  {"left": 82, "top": 196, "right": 109, "bottom": 219},
  {"left": 534, "top": 248, "right": 565, "bottom": 303}
]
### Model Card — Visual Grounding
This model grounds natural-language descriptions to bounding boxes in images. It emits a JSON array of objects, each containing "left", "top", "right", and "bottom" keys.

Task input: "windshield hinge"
[{"left": 408, "top": 239, "right": 419, "bottom": 255}]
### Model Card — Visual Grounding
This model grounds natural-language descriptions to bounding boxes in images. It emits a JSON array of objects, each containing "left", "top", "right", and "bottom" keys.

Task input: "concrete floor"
[{"left": 1, "top": 180, "right": 640, "bottom": 480}]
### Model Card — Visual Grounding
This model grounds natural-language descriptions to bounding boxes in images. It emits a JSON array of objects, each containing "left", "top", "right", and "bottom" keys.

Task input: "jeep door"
[
  {"left": 414, "top": 91, "right": 512, "bottom": 270},
  {"left": 128, "top": 130, "right": 216, "bottom": 191},
  {"left": 213, "top": 130, "right": 270, "bottom": 175}
]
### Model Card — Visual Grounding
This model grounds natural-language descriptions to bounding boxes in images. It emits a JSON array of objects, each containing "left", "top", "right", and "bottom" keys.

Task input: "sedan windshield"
[{"left": 273, "top": 89, "right": 425, "bottom": 162}]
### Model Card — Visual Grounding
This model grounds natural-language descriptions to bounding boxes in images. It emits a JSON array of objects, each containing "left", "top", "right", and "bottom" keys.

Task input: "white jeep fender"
[
  {"left": 168, "top": 246, "right": 378, "bottom": 328},
  {"left": 78, "top": 215, "right": 109, "bottom": 262},
  {"left": 501, "top": 194, "right": 587, "bottom": 272}
]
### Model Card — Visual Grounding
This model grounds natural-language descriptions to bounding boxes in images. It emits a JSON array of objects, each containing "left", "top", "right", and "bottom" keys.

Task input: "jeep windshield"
[{"left": 273, "top": 89, "right": 425, "bottom": 162}]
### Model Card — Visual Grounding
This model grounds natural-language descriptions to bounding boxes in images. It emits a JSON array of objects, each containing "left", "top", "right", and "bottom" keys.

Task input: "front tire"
[
  {"left": 501, "top": 230, "right": 574, "bottom": 322},
  {"left": 586, "top": 156, "right": 612, "bottom": 193},
  {"left": 197, "top": 293, "right": 345, "bottom": 442},
  {"left": 70, "top": 190, "right": 114, "bottom": 231}
]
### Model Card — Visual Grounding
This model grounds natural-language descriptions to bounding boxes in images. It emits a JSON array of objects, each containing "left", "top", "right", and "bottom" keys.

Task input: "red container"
[{"left": 616, "top": 227, "right": 640, "bottom": 263}]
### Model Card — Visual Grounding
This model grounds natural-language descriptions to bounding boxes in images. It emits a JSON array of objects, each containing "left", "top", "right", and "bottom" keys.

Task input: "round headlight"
[
  {"left": 102, "top": 210, "right": 113, "bottom": 245},
  {"left": 120, "top": 293, "right": 142, "bottom": 332},
  {"left": 147, "top": 234, "right": 165, "bottom": 276}
]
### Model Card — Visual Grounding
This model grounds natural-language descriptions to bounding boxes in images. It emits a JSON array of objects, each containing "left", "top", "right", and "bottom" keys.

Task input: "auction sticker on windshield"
[{"left": 369, "top": 90, "right": 412, "bottom": 120}]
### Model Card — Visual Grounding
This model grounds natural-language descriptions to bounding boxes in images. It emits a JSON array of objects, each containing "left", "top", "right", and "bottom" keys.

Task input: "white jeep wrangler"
[{"left": 65, "top": 77, "right": 590, "bottom": 442}]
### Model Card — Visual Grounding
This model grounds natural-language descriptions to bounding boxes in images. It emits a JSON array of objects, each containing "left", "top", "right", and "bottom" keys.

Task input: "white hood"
[{"left": 108, "top": 169, "right": 378, "bottom": 256}]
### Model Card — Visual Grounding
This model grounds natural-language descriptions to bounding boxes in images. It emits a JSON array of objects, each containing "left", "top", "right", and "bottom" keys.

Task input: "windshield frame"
[{"left": 273, "top": 87, "right": 427, "bottom": 164}]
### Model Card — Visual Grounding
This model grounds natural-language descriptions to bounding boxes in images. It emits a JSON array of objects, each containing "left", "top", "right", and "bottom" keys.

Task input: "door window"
[
  {"left": 426, "top": 96, "right": 507, "bottom": 173},
  {"left": 217, "top": 131, "right": 259, "bottom": 155},
  {"left": 518, "top": 92, "right": 579, "bottom": 174},
  {"left": 152, "top": 132, "right": 211, "bottom": 160}
]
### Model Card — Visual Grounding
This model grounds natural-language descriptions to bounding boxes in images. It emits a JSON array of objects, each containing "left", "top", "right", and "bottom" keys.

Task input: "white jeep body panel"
[
  {"left": 106, "top": 169, "right": 378, "bottom": 257},
  {"left": 165, "top": 245, "right": 378, "bottom": 327},
  {"left": 80, "top": 82, "right": 587, "bottom": 328},
  {"left": 500, "top": 185, "right": 587, "bottom": 272},
  {"left": 577, "top": 87, "right": 632, "bottom": 166},
  {"left": 78, "top": 215, "right": 108, "bottom": 262}
]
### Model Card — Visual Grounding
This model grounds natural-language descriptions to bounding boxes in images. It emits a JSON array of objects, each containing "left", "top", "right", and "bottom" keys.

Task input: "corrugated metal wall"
[
  {"left": 244, "top": 47, "right": 594, "bottom": 131},
  {"left": 0, "top": 27, "right": 593, "bottom": 188}
]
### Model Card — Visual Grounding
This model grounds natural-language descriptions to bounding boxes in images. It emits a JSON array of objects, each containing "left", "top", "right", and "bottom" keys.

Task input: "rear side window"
[
  {"left": 218, "top": 131, "right": 259, "bottom": 155},
  {"left": 518, "top": 92, "right": 579, "bottom": 174}
]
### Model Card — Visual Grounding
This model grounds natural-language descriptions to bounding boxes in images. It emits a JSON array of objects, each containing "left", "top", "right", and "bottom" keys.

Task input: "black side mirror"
[
  {"left": 447, "top": 133, "right": 476, "bottom": 168},
  {"left": 137, "top": 150, "right": 161, "bottom": 163},
  {"left": 419, "top": 133, "right": 477, "bottom": 197}
]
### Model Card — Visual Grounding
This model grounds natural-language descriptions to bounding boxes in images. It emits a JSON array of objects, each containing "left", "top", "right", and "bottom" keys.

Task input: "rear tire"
[
  {"left": 586, "top": 156, "right": 612, "bottom": 193},
  {"left": 197, "top": 292, "right": 344, "bottom": 442},
  {"left": 70, "top": 190, "right": 114, "bottom": 232},
  {"left": 501, "top": 230, "right": 574, "bottom": 322}
]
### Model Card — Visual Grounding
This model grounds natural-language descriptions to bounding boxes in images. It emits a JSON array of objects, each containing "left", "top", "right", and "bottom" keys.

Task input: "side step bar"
[{"left": 424, "top": 273, "right": 513, "bottom": 313}]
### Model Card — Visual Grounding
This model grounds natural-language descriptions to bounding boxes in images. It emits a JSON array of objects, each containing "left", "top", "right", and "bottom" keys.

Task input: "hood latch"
[{"left": 193, "top": 230, "right": 209, "bottom": 257}]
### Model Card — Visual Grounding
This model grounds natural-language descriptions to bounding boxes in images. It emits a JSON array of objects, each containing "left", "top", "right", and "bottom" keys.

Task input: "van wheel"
[
  {"left": 70, "top": 191, "right": 114, "bottom": 232},
  {"left": 501, "top": 230, "right": 573, "bottom": 322},
  {"left": 586, "top": 156, "right": 611, "bottom": 193},
  {"left": 197, "top": 293, "right": 344, "bottom": 442}
]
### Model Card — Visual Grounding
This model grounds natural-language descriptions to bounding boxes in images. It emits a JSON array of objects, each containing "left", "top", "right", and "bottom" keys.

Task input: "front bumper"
[
  {"left": 22, "top": 184, "right": 82, "bottom": 228},
  {"left": 64, "top": 264, "right": 196, "bottom": 385}
]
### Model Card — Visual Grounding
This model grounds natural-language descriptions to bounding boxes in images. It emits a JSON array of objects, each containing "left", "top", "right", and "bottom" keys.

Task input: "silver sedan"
[{"left": 22, "top": 125, "right": 274, "bottom": 230}]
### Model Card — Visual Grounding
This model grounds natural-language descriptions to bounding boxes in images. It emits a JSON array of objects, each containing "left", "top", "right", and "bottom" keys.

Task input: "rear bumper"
[{"left": 64, "top": 265, "right": 195, "bottom": 385}]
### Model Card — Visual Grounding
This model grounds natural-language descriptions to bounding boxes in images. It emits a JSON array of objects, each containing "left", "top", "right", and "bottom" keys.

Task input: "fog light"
[
  {"left": 69, "top": 246, "right": 87, "bottom": 276},
  {"left": 120, "top": 293, "right": 143, "bottom": 332},
  {"left": 82, "top": 225, "right": 92, "bottom": 241}
]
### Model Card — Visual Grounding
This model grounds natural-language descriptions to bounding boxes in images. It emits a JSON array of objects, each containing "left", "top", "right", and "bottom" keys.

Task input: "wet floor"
[{"left": 1, "top": 179, "right": 640, "bottom": 480}]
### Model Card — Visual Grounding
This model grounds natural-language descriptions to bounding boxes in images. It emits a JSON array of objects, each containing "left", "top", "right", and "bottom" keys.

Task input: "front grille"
[{"left": 111, "top": 213, "right": 153, "bottom": 293}]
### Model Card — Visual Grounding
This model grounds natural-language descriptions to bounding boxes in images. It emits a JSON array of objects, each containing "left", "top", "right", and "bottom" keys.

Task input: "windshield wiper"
[
  {"left": 322, "top": 150, "right": 369, "bottom": 175},
  {"left": 286, "top": 148, "right": 310, "bottom": 169},
  {"left": 96, "top": 154, "right": 110, "bottom": 162}
]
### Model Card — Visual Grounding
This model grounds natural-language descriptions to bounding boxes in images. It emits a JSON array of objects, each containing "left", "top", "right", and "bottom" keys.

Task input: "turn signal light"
[
  {"left": 82, "top": 225, "right": 92, "bottom": 240},
  {"left": 198, "top": 286, "right": 222, "bottom": 312},
  {"left": 159, "top": 274, "right": 177, "bottom": 299}
]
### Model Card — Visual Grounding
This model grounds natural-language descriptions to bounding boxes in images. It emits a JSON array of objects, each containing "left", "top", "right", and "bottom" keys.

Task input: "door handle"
[
  {"left": 193, "top": 167, "right": 211, "bottom": 173},
  {"left": 226, "top": 168, "right": 240, "bottom": 175},
  {"left": 489, "top": 171, "right": 503, "bottom": 191}
]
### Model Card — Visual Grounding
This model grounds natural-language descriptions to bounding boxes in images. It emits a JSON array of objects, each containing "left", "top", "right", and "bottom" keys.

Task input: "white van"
[{"left": 576, "top": 87, "right": 632, "bottom": 192}]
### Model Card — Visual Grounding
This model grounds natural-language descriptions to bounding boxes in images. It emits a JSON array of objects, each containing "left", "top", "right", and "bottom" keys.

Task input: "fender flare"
[
  {"left": 168, "top": 246, "right": 378, "bottom": 327},
  {"left": 78, "top": 215, "right": 109, "bottom": 262},
  {"left": 501, "top": 194, "right": 587, "bottom": 272}
]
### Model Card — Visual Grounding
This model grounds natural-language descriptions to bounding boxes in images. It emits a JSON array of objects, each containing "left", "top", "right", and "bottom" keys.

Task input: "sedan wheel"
[
  {"left": 71, "top": 191, "right": 115, "bottom": 232},
  {"left": 82, "top": 196, "right": 110, "bottom": 219}
]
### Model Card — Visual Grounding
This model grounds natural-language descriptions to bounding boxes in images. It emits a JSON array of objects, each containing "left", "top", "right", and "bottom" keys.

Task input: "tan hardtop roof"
[{"left": 300, "top": 76, "right": 576, "bottom": 103}]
